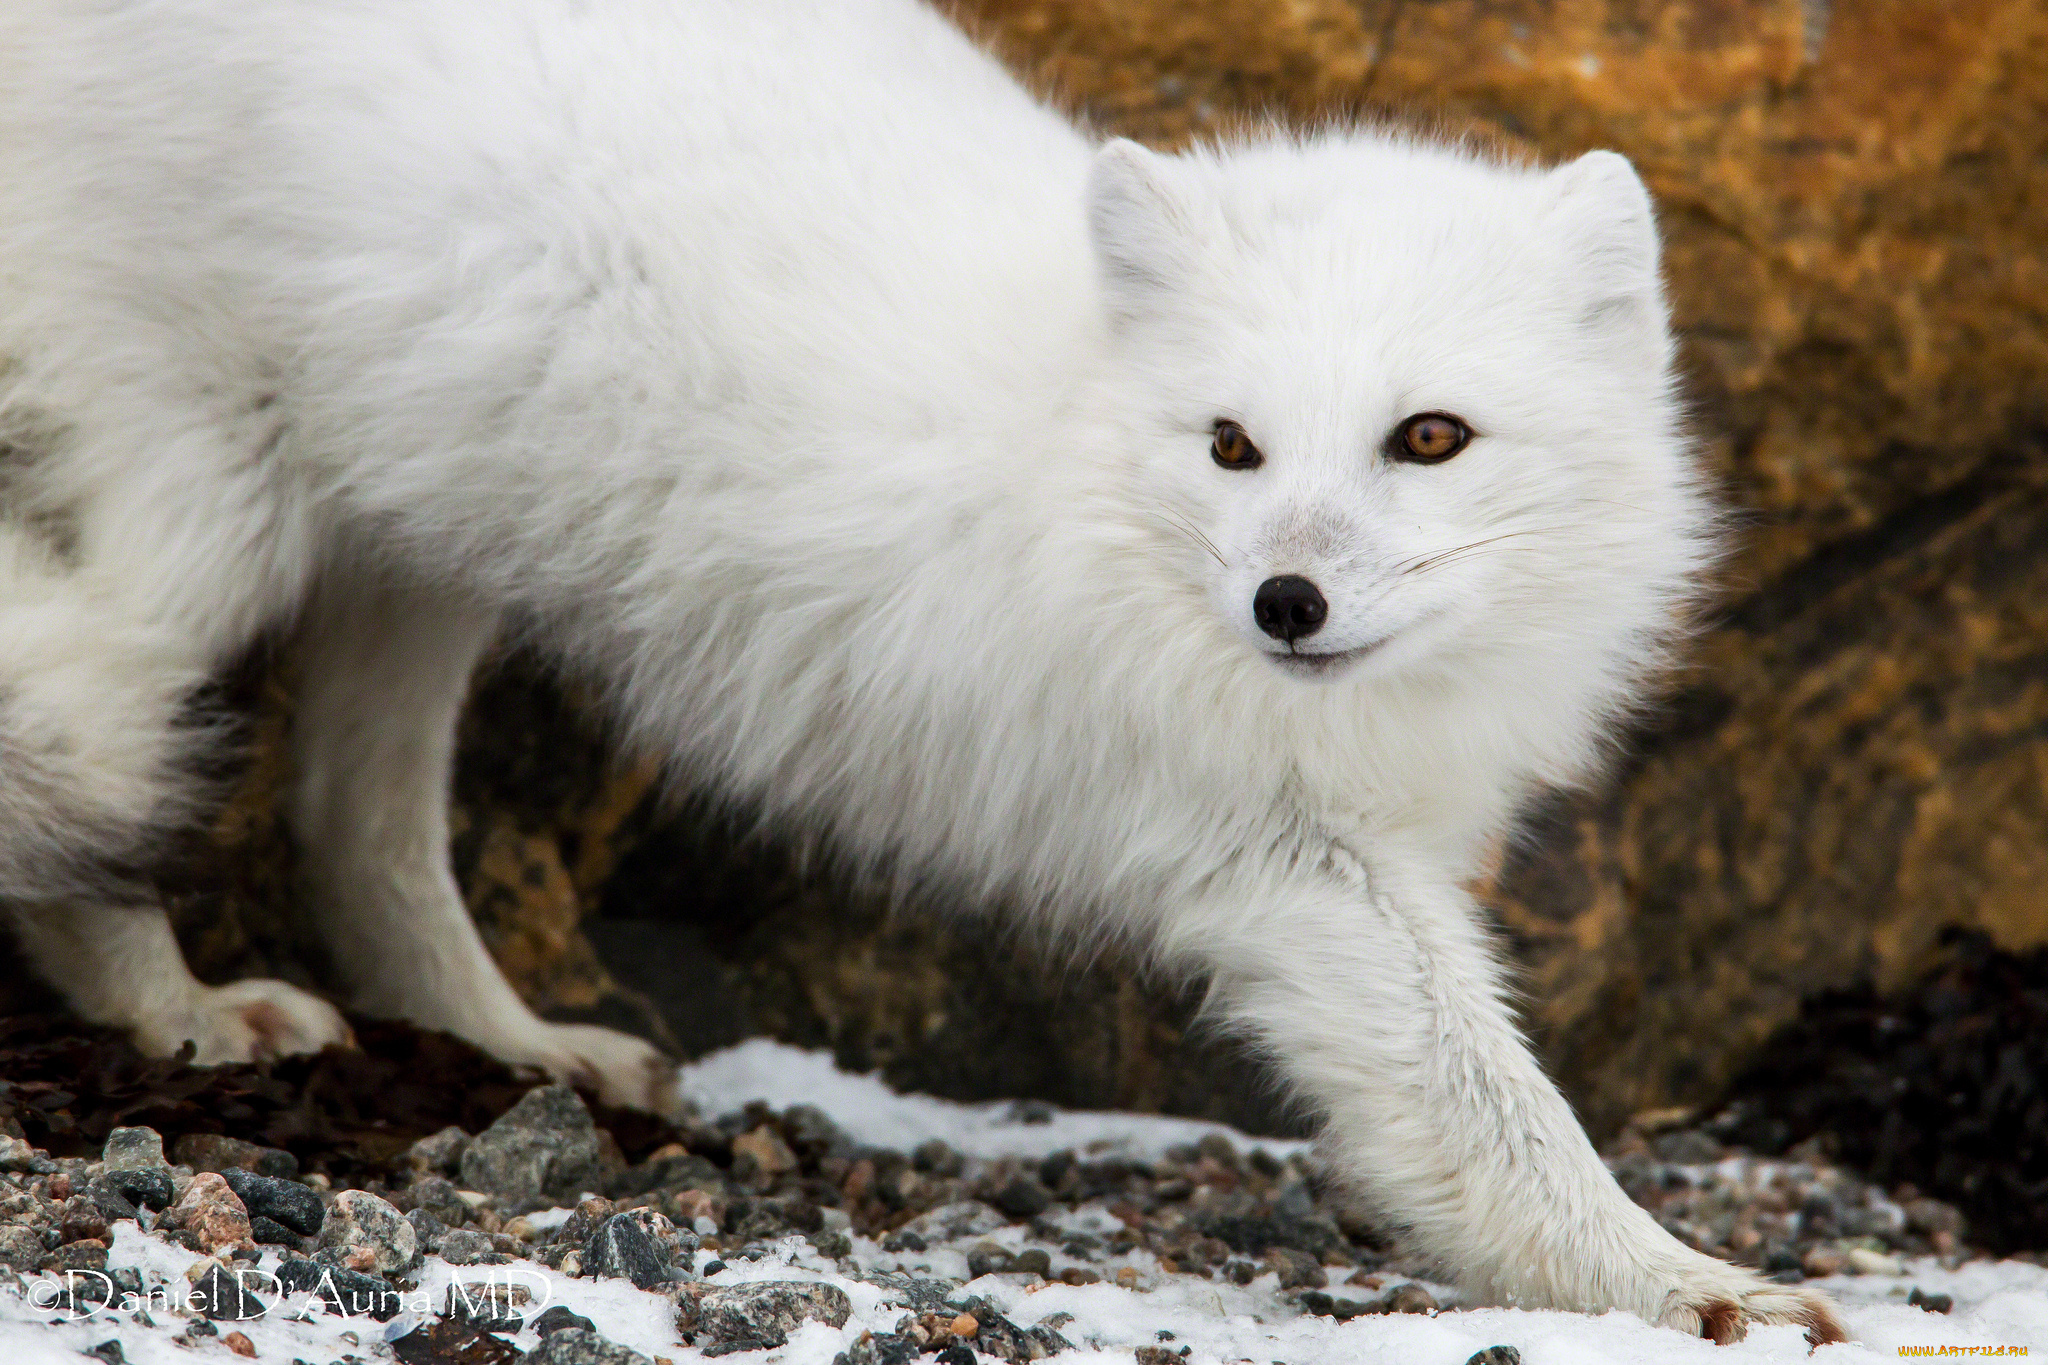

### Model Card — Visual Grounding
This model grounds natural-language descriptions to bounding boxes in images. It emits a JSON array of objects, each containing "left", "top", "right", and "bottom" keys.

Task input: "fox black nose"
[{"left": 1253, "top": 575, "right": 1327, "bottom": 643}]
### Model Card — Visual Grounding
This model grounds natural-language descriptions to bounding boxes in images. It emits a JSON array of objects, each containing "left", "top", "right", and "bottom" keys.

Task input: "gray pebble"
[
  {"left": 248, "top": 1215, "right": 302, "bottom": 1247},
  {"left": 910, "top": 1140, "right": 964, "bottom": 1178},
  {"left": 585, "top": 1212, "right": 671, "bottom": 1290},
  {"left": 404, "top": 1126, "right": 470, "bottom": 1178},
  {"left": 989, "top": 1174, "right": 1053, "bottom": 1219},
  {"left": 531, "top": 1306, "right": 597, "bottom": 1337},
  {"left": 1909, "top": 1286, "right": 1955, "bottom": 1315},
  {"left": 316, "top": 1190, "right": 417, "bottom": 1275},
  {"left": 438, "top": 1228, "right": 497, "bottom": 1265},
  {"left": 95, "top": 1168, "right": 174, "bottom": 1212},
  {"left": 172, "top": 1134, "right": 298, "bottom": 1180},
  {"left": 694, "top": 1280, "right": 852, "bottom": 1351},
  {"left": 100, "top": 1128, "right": 166, "bottom": 1173},
  {"left": 965, "top": 1242, "right": 1014, "bottom": 1278},
  {"left": 399, "top": 1175, "right": 471, "bottom": 1228},
  {"left": 525, "top": 1327, "right": 653, "bottom": 1365},
  {"left": 782, "top": 1105, "right": 856, "bottom": 1160},
  {"left": 275, "top": 1257, "right": 405, "bottom": 1321},
  {"left": 405, "top": 1206, "right": 446, "bottom": 1251},
  {"left": 457, "top": 1085, "right": 605, "bottom": 1207},
  {"left": 189, "top": 1263, "right": 267, "bottom": 1321},
  {"left": 0, "top": 1137, "right": 53, "bottom": 1175},
  {"left": 0, "top": 1226, "right": 44, "bottom": 1272},
  {"left": 220, "top": 1168, "right": 324, "bottom": 1236},
  {"left": 831, "top": 1331, "right": 919, "bottom": 1365}
]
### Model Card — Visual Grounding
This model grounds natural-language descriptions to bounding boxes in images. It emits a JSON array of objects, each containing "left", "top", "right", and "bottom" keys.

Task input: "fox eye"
[
  {"left": 1388, "top": 412, "right": 1472, "bottom": 464},
  {"left": 1211, "top": 420, "right": 1263, "bottom": 470}
]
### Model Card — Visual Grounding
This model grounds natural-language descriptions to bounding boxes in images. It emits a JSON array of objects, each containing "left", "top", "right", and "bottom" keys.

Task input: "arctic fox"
[{"left": 0, "top": 0, "right": 1840, "bottom": 1342}]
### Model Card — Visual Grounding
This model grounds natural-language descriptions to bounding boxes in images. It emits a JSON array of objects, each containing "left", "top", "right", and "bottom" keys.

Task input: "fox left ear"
[
  {"left": 1546, "top": 150, "right": 1670, "bottom": 357},
  {"left": 1087, "top": 138, "right": 1217, "bottom": 325}
]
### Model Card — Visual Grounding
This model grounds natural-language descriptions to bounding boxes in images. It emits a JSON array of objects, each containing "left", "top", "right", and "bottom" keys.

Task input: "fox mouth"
[{"left": 1265, "top": 640, "right": 1384, "bottom": 677}]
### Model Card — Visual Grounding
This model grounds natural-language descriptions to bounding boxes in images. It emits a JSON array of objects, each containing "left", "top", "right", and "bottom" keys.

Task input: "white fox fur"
[{"left": 0, "top": 0, "right": 1841, "bottom": 1341}]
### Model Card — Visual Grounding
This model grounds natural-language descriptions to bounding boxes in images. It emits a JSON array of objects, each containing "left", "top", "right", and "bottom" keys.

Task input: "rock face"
[{"left": 0, "top": 0, "right": 2039, "bottom": 1146}]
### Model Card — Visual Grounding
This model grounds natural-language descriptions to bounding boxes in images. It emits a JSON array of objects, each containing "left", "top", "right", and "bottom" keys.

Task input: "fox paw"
[
  {"left": 135, "top": 979, "right": 354, "bottom": 1064},
  {"left": 484, "top": 1021, "right": 681, "bottom": 1118},
  {"left": 1660, "top": 1268, "right": 1847, "bottom": 1347}
]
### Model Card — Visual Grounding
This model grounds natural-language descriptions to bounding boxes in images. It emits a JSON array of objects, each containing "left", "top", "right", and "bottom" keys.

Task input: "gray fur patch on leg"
[
  {"left": 0, "top": 688, "right": 188, "bottom": 904},
  {"left": 0, "top": 409, "right": 82, "bottom": 569}
]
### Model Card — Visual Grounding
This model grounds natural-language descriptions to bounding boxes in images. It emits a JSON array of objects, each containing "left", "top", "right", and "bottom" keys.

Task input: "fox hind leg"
[
  {"left": 0, "top": 534, "right": 350, "bottom": 1061},
  {"left": 290, "top": 567, "right": 680, "bottom": 1116}
]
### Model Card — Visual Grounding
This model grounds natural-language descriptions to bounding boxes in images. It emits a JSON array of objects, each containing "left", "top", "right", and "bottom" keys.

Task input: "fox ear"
[
  {"left": 1087, "top": 139, "right": 1213, "bottom": 323},
  {"left": 1546, "top": 150, "right": 1669, "bottom": 354}
]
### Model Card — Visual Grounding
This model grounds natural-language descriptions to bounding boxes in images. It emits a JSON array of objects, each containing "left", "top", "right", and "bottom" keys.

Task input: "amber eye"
[
  {"left": 1211, "top": 420, "right": 1263, "bottom": 470},
  {"left": 1388, "top": 412, "right": 1473, "bottom": 464}
]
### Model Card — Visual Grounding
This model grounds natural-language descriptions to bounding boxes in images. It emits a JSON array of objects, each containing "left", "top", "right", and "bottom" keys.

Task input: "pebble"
[
  {"left": 532, "top": 1305, "right": 599, "bottom": 1337},
  {"left": 0, "top": 1226, "right": 43, "bottom": 1272},
  {"left": 894, "top": 1201, "right": 1006, "bottom": 1244},
  {"left": 1385, "top": 1282, "right": 1439, "bottom": 1313},
  {"left": 1909, "top": 1286, "right": 1955, "bottom": 1314},
  {"left": 158, "top": 1172, "right": 253, "bottom": 1253},
  {"left": 832, "top": 1331, "right": 919, "bottom": 1365},
  {"left": 1847, "top": 1246, "right": 1903, "bottom": 1276},
  {"left": 0, "top": 1137, "right": 52, "bottom": 1175},
  {"left": 965, "top": 1242, "right": 1013, "bottom": 1278},
  {"left": 94, "top": 1168, "right": 174, "bottom": 1213},
  {"left": 57, "top": 1194, "right": 111, "bottom": 1244},
  {"left": 220, "top": 1331, "right": 256, "bottom": 1357},
  {"left": 527, "top": 1328, "right": 655, "bottom": 1365},
  {"left": 53, "top": 1239, "right": 109, "bottom": 1272},
  {"left": 1802, "top": 1245, "right": 1848, "bottom": 1277},
  {"left": 783, "top": 1105, "right": 857, "bottom": 1161},
  {"left": 218, "top": 1168, "right": 325, "bottom": 1236},
  {"left": 406, "top": 1126, "right": 471, "bottom": 1178},
  {"left": 405, "top": 1206, "right": 446, "bottom": 1249},
  {"left": 438, "top": 1228, "right": 499, "bottom": 1265},
  {"left": 399, "top": 1174, "right": 472, "bottom": 1228},
  {"left": 458, "top": 1085, "right": 606, "bottom": 1207},
  {"left": 911, "top": 1139, "right": 965, "bottom": 1178},
  {"left": 188, "top": 1263, "right": 267, "bottom": 1321},
  {"left": 443, "top": 1280, "right": 531, "bottom": 1330},
  {"left": 100, "top": 1127, "right": 167, "bottom": 1172},
  {"left": 316, "top": 1189, "right": 417, "bottom": 1275},
  {"left": 248, "top": 1215, "right": 300, "bottom": 1246},
  {"left": 275, "top": 1257, "right": 405, "bottom": 1321},
  {"left": 171, "top": 1134, "right": 297, "bottom": 1180},
  {"left": 389, "top": 1317, "right": 524, "bottom": 1365},
  {"left": 1263, "top": 1247, "right": 1326, "bottom": 1289},
  {"left": 1296, "top": 1291, "right": 1375, "bottom": 1320},
  {"left": 730, "top": 1126, "right": 799, "bottom": 1180},
  {"left": 988, "top": 1174, "right": 1053, "bottom": 1219},
  {"left": 585, "top": 1212, "right": 673, "bottom": 1289},
  {"left": 692, "top": 1280, "right": 853, "bottom": 1351}
]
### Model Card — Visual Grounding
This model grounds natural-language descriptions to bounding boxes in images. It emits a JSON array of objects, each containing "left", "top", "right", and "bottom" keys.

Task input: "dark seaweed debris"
[
  {"left": 1715, "top": 929, "right": 2048, "bottom": 1252},
  {"left": 0, "top": 1014, "right": 683, "bottom": 1179}
]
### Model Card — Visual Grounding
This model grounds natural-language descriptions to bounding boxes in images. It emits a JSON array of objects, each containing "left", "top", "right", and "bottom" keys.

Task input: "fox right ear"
[
  {"left": 1087, "top": 139, "right": 1212, "bottom": 322},
  {"left": 1545, "top": 150, "right": 1669, "bottom": 354}
]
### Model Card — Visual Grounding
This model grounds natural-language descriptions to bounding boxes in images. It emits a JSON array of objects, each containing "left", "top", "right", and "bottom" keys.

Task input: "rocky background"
[{"left": 4, "top": 0, "right": 2045, "bottom": 1239}]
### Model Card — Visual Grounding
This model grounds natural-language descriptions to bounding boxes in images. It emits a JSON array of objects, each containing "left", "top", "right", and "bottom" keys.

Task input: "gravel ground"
[{"left": 0, "top": 1041, "right": 2042, "bottom": 1363}]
